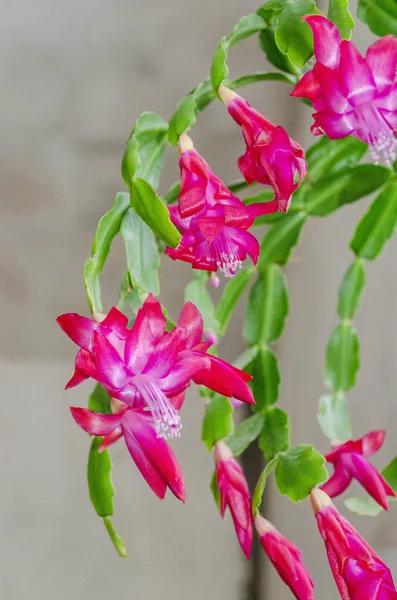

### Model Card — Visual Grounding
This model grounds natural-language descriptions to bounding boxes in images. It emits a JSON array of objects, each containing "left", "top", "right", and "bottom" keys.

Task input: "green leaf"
[
  {"left": 193, "top": 79, "right": 216, "bottom": 112},
  {"left": 252, "top": 457, "right": 278, "bottom": 516},
  {"left": 130, "top": 178, "right": 181, "bottom": 248},
  {"left": 163, "top": 181, "right": 180, "bottom": 205},
  {"left": 257, "top": 0, "right": 288, "bottom": 24},
  {"left": 317, "top": 393, "right": 352, "bottom": 442},
  {"left": 228, "top": 14, "right": 267, "bottom": 46},
  {"left": 275, "top": 445, "right": 328, "bottom": 502},
  {"left": 357, "top": 0, "right": 397, "bottom": 36},
  {"left": 259, "top": 407, "right": 291, "bottom": 460},
  {"left": 305, "top": 165, "right": 392, "bottom": 217},
  {"left": 275, "top": 0, "right": 323, "bottom": 67},
  {"left": 247, "top": 347, "right": 280, "bottom": 410},
  {"left": 328, "top": 0, "right": 354, "bottom": 39},
  {"left": 87, "top": 437, "right": 115, "bottom": 518},
  {"left": 132, "top": 112, "right": 168, "bottom": 190},
  {"left": 103, "top": 518, "right": 128, "bottom": 557},
  {"left": 258, "top": 212, "right": 306, "bottom": 268},
  {"left": 88, "top": 384, "right": 112, "bottom": 414},
  {"left": 83, "top": 258, "right": 102, "bottom": 313},
  {"left": 233, "top": 346, "right": 260, "bottom": 370},
  {"left": 231, "top": 70, "right": 297, "bottom": 89},
  {"left": 258, "top": 29, "right": 298, "bottom": 74},
  {"left": 92, "top": 192, "right": 130, "bottom": 272},
  {"left": 344, "top": 496, "right": 384, "bottom": 516},
  {"left": 120, "top": 208, "right": 160, "bottom": 295},
  {"left": 168, "top": 96, "right": 197, "bottom": 146},
  {"left": 305, "top": 137, "right": 368, "bottom": 182},
  {"left": 227, "top": 413, "right": 265, "bottom": 456},
  {"left": 382, "top": 456, "right": 397, "bottom": 492},
  {"left": 337, "top": 259, "right": 366, "bottom": 320},
  {"left": 210, "top": 37, "right": 229, "bottom": 92},
  {"left": 325, "top": 322, "right": 360, "bottom": 393},
  {"left": 350, "top": 180, "right": 397, "bottom": 260},
  {"left": 121, "top": 136, "right": 140, "bottom": 188},
  {"left": 244, "top": 266, "right": 289, "bottom": 346},
  {"left": 216, "top": 267, "right": 254, "bottom": 336},
  {"left": 210, "top": 471, "right": 221, "bottom": 511},
  {"left": 184, "top": 279, "right": 219, "bottom": 334},
  {"left": 201, "top": 395, "right": 234, "bottom": 451}
]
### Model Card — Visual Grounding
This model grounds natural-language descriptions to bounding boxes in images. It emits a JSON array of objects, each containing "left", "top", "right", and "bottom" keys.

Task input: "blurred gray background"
[{"left": 1, "top": 0, "right": 396, "bottom": 599}]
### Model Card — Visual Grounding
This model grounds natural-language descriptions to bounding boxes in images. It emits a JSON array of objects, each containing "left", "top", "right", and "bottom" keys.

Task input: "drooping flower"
[
  {"left": 311, "top": 489, "right": 397, "bottom": 600},
  {"left": 57, "top": 294, "right": 254, "bottom": 439},
  {"left": 166, "top": 134, "right": 278, "bottom": 277},
  {"left": 218, "top": 86, "right": 307, "bottom": 212},
  {"left": 214, "top": 440, "right": 253, "bottom": 558},
  {"left": 291, "top": 15, "right": 397, "bottom": 166},
  {"left": 71, "top": 399, "right": 186, "bottom": 501},
  {"left": 321, "top": 430, "right": 396, "bottom": 510},
  {"left": 255, "top": 515, "right": 315, "bottom": 600}
]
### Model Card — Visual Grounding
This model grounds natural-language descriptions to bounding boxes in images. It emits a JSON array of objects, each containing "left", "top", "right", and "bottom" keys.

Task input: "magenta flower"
[
  {"left": 71, "top": 400, "right": 186, "bottom": 501},
  {"left": 255, "top": 515, "right": 315, "bottom": 600},
  {"left": 57, "top": 294, "right": 254, "bottom": 439},
  {"left": 321, "top": 430, "right": 396, "bottom": 510},
  {"left": 291, "top": 15, "right": 397, "bottom": 166},
  {"left": 166, "top": 134, "right": 278, "bottom": 277},
  {"left": 311, "top": 489, "right": 397, "bottom": 600},
  {"left": 214, "top": 441, "right": 253, "bottom": 558},
  {"left": 218, "top": 86, "right": 307, "bottom": 212}
]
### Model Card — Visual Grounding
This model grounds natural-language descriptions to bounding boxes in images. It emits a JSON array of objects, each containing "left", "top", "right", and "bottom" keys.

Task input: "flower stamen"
[{"left": 135, "top": 375, "right": 182, "bottom": 439}]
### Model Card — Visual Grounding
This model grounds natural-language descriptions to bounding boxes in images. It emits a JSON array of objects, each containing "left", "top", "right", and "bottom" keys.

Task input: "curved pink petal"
[
  {"left": 223, "top": 203, "right": 253, "bottom": 229},
  {"left": 176, "top": 301, "right": 204, "bottom": 348},
  {"left": 167, "top": 204, "right": 194, "bottom": 231},
  {"left": 169, "top": 391, "right": 185, "bottom": 411},
  {"left": 124, "top": 307, "right": 159, "bottom": 374},
  {"left": 99, "top": 427, "right": 124, "bottom": 452},
  {"left": 166, "top": 244, "right": 197, "bottom": 265},
  {"left": 379, "top": 108, "right": 397, "bottom": 130},
  {"left": 325, "top": 439, "right": 363, "bottom": 463},
  {"left": 101, "top": 307, "right": 129, "bottom": 329},
  {"left": 246, "top": 200, "right": 278, "bottom": 218},
  {"left": 291, "top": 69, "right": 323, "bottom": 99},
  {"left": 312, "top": 110, "right": 357, "bottom": 139},
  {"left": 313, "top": 63, "right": 351, "bottom": 113},
  {"left": 361, "top": 430, "right": 386, "bottom": 457},
  {"left": 57, "top": 313, "right": 97, "bottom": 352},
  {"left": 227, "top": 228, "right": 260, "bottom": 265},
  {"left": 70, "top": 407, "right": 122, "bottom": 435},
  {"left": 143, "top": 327, "right": 184, "bottom": 379},
  {"left": 349, "top": 454, "right": 395, "bottom": 510},
  {"left": 65, "top": 348, "right": 96, "bottom": 389},
  {"left": 375, "top": 83, "right": 397, "bottom": 111},
  {"left": 192, "top": 354, "right": 254, "bottom": 404},
  {"left": 321, "top": 462, "right": 353, "bottom": 497},
  {"left": 160, "top": 354, "right": 210, "bottom": 394},
  {"left": 179, "top": 150, "right": 208, "bottom": 217},
  {"left": 139, "top": 293, "right": 167, "bottom": 343},
  {"left": 93, "top": 332, "right": 131, "bottom": 389},
  {"left": 339, "top": 41, "right": 376, "bottom": 106},
  {"left": 303, "top": 15, "right": 342, "bottom": 69},
  {"left": 366, "top": 36, "right": 397, "bottom": 95}
]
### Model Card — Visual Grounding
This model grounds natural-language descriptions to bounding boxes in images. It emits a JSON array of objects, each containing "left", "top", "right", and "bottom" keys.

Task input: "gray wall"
[{"left": 1, "top": 1, "right": 396, "bottom": 599}]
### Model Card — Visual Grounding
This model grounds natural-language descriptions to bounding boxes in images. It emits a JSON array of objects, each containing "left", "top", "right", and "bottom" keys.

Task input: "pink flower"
[
  {"left": 71, "top": 401, "right": 186, "bottom": 501},
  {"left": 218, "top": 86, "right": 307, "bottom": 212},
  {"left": 255, "top": 515, "right": 315, "bottom": 600},
  {"left": 57, "top": 294, "right": 254, "bottom": 439},
  {"left": 311, "top": 489, "right": 397, "bottom": 600},
  {"left": 165, "top": 134, "right": 278, "bottom": 277},
  {"left": 214, "top": 441, "right": 253, "bottom": 558},
  {"left": 321, "top": 430, "right": 396, "bottom": 510},
  {"left": 291, "top": 16, "right": 397, "bottom": 166}
]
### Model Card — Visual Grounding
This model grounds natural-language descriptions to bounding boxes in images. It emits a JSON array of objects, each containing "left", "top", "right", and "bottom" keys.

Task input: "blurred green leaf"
[
  {"left": 83, "top": 257, "right": 102, "bottom": 314},
  {"left": 168, "top": 96, "right": 197, "bottom": 146},
  {"left": 337, "top": 259, "right": 366, "bottom": 320},
  {"left": 258, "top": 212, "right": 306, "bottom": 268},
  {"left": 185, "top": 279, "right": 219, "bottom": 333},
  {"left": 317, "top": 393, "right": 352, "bottom": 442},
  {"left": 103, "top": 518, "right": 128, "bottom": 557},
  {"left": 228, "top": 14, "right": 267, "bottom": 46},
  {"left": 163, "top": 181, "right": 180, "bottom": 205},
  {"left": 344, "top": 496, "right": 384, "bottom": 516},
  {"left": 383, "top": 456, "right": 397, "bottom": 492},
  {"left": 233, "top": 346, "right": 260, "bottom": 370},
  {"left": 121, "top": 136, "right": 140, "bottom": 188},
  {"left": 259, "top": 407, "right": 291, "bottom": 460},
  {"left": 130, "top": 178, "right": 181, "bottom": 248},
  {"left": 275, "top": 445, "right": 328, "bottom": 502},
  {"left": 216, "top": 267, "right": 254, "bottom": 336},
  {"left": 274, "top": 0, "right": 323, "bottom": 67},
  {"left": 257, "top": 0, "right": 288, "bottom": 25},
  {"left": 87, "top": 437, "right": 115, "bottom": 518},
  {"left": 92, "top": 192, "right": 130, "bottom": 272},
  {"left": 305, "top": 137, "right": 368, "bottom": 182},
  {"left": 88, "top": 385, "right": 112, "bottom": 414},
  {"left": 247, "top": 347, "right": 280, "bottom": 410},
  {"left": 350, "top": 180, "right": 397, "bottom": 260},
  {"left": 227, "top": 413, "right": 265, "bottom": 456},
  {"left": 244, "top": 266, "right": 289, "bottom": 345},
  {"left": 258, "top": 28, "right": 298, "bottom": 74},
  {"left": 210, "top": 471, "right": 221, "bottom": 511},
  {"left": 357, "top": 0, "right": 397, "bottom": 36},
  {"left": 325, "top": 322, "right": 360, "bottom": 392},
  {"left": 120, "top": 208, "right": 160, "bottom": 295},
  {"left": 202, "top": 396, "right": 234, "bottom": 451},
  {"left": 231, "top": 70, "right": 296, "bottom": 89},
  {"left": 328, "top": 0, "right": 354, "bottom": 39},
  {"left": 252, "top": 457, "right": 278, "bottom": 516},
  {"left": 210, "top": 37, "right": 229, "bottom": 92}
]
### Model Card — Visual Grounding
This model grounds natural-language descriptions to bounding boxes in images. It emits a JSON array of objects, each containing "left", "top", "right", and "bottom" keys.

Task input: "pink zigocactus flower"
[
  {"left": 166, "top": 134, "right": 278, "bottom": 277},
  {"left": 291, "top": 15, "right": 397, "bottom": 166},
  {"left": 71, "top": 400, "right": 186, "bottom": 501},
  {"left": 218, "top": 86, "right": 307, "bottom": 212},
  {"left": 321, "top": 430, "right": 396, "bottom": 510},
  {"left": 311, "top": 489, "right": 397, "bottom": 600},
  {"left": 57, "top": 294, "right": 254, "bottom": 439},
  {"left": 214, "top": 441, "right": 253, "bottom": 558},
  {"left": 255, "top": 515, "right": 315, "bottom": 600}
]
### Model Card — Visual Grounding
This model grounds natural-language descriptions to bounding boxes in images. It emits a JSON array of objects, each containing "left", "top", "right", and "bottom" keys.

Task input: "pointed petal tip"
[
  {"left": 178, "top": 133, "right": 194, "bottom": 154},
  {"left": 310, "top": 488, "right": 332, "bottom": 515}
]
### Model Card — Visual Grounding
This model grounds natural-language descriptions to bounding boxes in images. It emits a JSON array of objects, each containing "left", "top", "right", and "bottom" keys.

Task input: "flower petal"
[
  {"left": 291, "top": 70, "right": 323, "bottom": 100},
  {"left": 177, "top": 301, "right": 204, "bottom": 348},
  {"left": 339, "top": 40, "right": 376, "bottom": 106},
  {"left": 160, "top": 354, "right": 210, "bottom": 394},
  {"left": 321, "top": 462, "right": 353, "bottom": 497},
  {"left": 56, "top": 313, "right": 97, "bottom": 352},
  {"left": 313, "top": 63, "right": 352, "bottom": 113},
  {"left": 70, "top": 407, "right": 122, "bottom": 435},
  {"left": 246, "top": 200, "right": 278, "bottom": 219},
  {"left": 179, "top": 150, "right": 208, "bottom": 217},
  {"left": 361, "top": 430, "right": 386, "bottom": 457},
  {"left": 349, "top": 453, "right": 395, "bottom": 510},
  {"left": 192, "top": 354, "right": 254, "bottom": 404},
  {"left": 99, "top": 428, "right": 124, "bottom": 452},
  {"left": 311, "top": 110, "right": 357, "bottom": 139},
  {"left": 227, "top": 228, "right": 260, "bottom": 265},
  {"left": 94, "top": 332, "right": 131, "bottom": 389},
  {"left": 101, "top": 306, "right": 129, "bottom": 329},
  {"left": 303, "top": 15, "right": 342, "bottom": 69},
  {"left": 366, "top": 35, "right": 397, "bottom": 95}
]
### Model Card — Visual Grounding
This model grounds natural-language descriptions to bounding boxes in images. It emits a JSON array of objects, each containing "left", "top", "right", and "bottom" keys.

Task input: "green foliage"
[
  {"left": 92, "top": 192, "right": 131, "bottom": 272},
  {"left": 215, "top": 267, "right": 254, "bottom": 336},
  {"left": 185, "top": 278, "right": 219, "bottom": 333},
  {"left": 244, "top": 266, "right": 289, "bottom": 346},
  {"left": 88, "top": 385, "right": 112, "bottom": 414},
  {"left": 202, "top": 396, "right": 234, "bottom": 451},
  {"left": 84, "top": 257, "right": 103, "bottom": 314},
  {"left": 258, "top": 28, "right": 298, "bottom": 74},
  {"left": 275, "top": 445, "right": 328, "bottom": 502},
  {"left": 228, "top": 14, "right": 268, "bottom": 46},
  {"left": 344, "top": 496, "right": 384, "bottom": 516},
  {"left": 259, "top": 407, "right": 291, "bottom": 461},
  {"left": 227, "top": 413, "right": 265, "bottom": 456},
  {"left": 328, "top": 0, "right": 354, "bottom": 39},
  {"left": 87, "top": 437, "right": 115, "bottom": 518},
  {"left": 350, "top": 180, "right": 397, "bottom": 260},
  {"left": 325, "top": 322, "right": 360, "bottom": 392},
  {"left": 305, "top": 137, "right": 368, "bottom": 181},
  {"left": 357, "top": 0, "right": 397, "bottom": 36},
  {"left": 317, "top": 393, "right": 352, "bottom": 442},
  {"left": 248, "top": 347, "right": 280, "bottom": 410},
  {"left": 252, "top": 457, "right": 278, "bottom": 516},
  {"left": 120, "top": 208, "right": 160, "bottom": 295},
  {"left": 211, "top": 38, "right": 229, "bottom": 92},
  {"left": 103, "top": 518, "right": 128, "bottom": 557},
  {"left": 258, "top": 212, "right": 306, "bottom": 267},
  {"left": 210, "top": 471, "right": 221, "bottom": 511},
  {"left": 382, "top": 457, "right": 397, "bottom": 492},
  {"left": 130, "top": 178, "right": 181, "bottom": 248},
  {"left": 168, "top": 96, "right": 197, "bottom": 146},
  {"left": 337, "top": 259, "right": 366, "bottom": 320}
]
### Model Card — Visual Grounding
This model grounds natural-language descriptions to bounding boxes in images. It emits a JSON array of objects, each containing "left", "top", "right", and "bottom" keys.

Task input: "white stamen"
[
  {"left": 216, "top": 252, "right": 242, "bottom": 278},
  {"left": 355, "top": 103, "right": 397, "bottom": 167},
  {"left": 135, "top": 375, "right": 182, "bottom": 439},
  {"left": 369, "top": 132, "right": 397, "bottom": 168}
]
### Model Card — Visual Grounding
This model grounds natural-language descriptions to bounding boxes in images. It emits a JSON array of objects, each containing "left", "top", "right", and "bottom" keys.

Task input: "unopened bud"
[
  {"left": 218, "top": 85, "right": 239, "bottom": 106},
  {"left": 178, "top": 132, "right": 194, "bottom": 155},
  {"left": 214, "top": 440, "right": 233, "bottom": 464},
  {"left": 209, "top": 273, "right": 220, "bottom": 288},
  {"left": 310, "top": 488, "right": 332, "bottom": 515}
]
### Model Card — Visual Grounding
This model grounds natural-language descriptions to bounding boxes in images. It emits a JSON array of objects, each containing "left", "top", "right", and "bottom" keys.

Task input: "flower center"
[
  {"left": 212, "top": 233, "right": 242, "bottom": 278},
  {"left": 135, "top": 375, "right": 182, "bottom": 439},
  {"left": 355, "top": 103, "right": 397, "bottom": 167}
]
